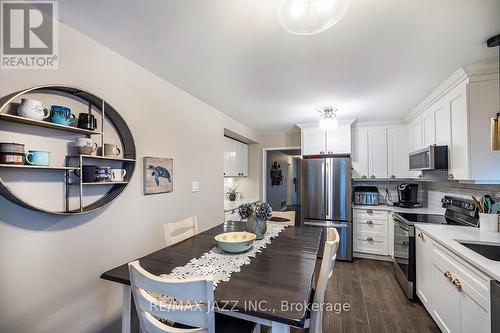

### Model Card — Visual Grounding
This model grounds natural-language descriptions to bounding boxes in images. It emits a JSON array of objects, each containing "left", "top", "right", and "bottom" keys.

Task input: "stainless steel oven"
[{"left": 392, "top": 214, "right": 416, "bottom": 299}]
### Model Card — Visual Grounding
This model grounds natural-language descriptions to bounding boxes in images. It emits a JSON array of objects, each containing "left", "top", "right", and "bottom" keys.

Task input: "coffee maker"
[{"left": 395, "top": 183, "right": 422, "bottom": 208}]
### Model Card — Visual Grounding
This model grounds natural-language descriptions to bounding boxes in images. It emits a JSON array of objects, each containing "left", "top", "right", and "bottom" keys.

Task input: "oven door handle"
[{"left": 393, "top": 215, "right": 410, "bottom": 231}]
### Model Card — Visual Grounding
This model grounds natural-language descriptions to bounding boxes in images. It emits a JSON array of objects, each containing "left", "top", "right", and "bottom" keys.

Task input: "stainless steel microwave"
[{"left": 409, "top": 145, "right": 448, "bottom": 171}]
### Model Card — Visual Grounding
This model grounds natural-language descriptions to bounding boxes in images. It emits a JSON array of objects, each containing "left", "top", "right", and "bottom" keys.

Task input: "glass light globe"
[
  {"left": 319, "top": 116, "right": 338, "bottom": 130},
  {"left": 278, "top": 0, "right": 351, "bottom": 35}
]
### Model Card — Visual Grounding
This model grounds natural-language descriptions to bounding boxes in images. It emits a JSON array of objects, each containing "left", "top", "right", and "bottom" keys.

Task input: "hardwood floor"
[{"left": 292, "top": 258, "right": 440, "bottom": 333}]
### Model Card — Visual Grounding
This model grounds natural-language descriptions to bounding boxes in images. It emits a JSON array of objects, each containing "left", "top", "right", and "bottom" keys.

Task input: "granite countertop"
[
  {"left": 415, "top": 224, "right": 500, "bottom": 281},
  {"left": 224, "top": 199, "right": 260, "bottom": 212},
  {"left": 352, "top": 204, "right": 445, "bottom": 215}
]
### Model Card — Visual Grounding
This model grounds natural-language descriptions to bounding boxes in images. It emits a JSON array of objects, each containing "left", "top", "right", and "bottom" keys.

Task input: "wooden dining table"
[{"left": 100, "top": 221, "right": 322, "bottom": 333}]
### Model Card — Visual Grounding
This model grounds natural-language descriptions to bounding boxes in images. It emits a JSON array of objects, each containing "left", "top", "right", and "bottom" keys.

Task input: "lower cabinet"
[
  {"left": 353, "top": 208, "right": 389, "bottom": 256},
  {"left": 415, "top": 227, "right": 491, "bottom": 333}
]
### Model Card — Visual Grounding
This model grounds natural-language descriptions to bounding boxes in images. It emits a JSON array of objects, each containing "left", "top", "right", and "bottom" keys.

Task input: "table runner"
[{"left": 161, "top": 223, "right": 287, "bottom": 288}]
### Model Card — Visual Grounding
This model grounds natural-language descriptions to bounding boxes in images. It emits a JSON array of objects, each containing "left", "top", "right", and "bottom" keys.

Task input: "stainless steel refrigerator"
[{"left": 300, "top": 156, "right": 352, "bottom": 261}]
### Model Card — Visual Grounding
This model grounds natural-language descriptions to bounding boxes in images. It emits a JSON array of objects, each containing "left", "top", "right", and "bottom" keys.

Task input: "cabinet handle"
[
  {"left": 328, "top": 151, "right": 332, "bottom": 154},
  {"left": 367, "top": 209, "right": 373, "bottom": 214},
  {"left": 366, "top": 236, "right": 374, "bottom": 241},
  {"left": 448, "top": 174, "right": 454, "bottom": 180},
  {"left": 444, "top": 271, "right": 453, "bottom": 282},
  {"left": 452, "top": 278, "right": 462, "bottom": 291},
  {"left": 418, "top": 232, "right": 424, "bottom": 240},
  {"left": 366, "top": 220, "right": 373, "bottom": 225},
  {"left": 320, "top": 151, "right": 325, "bottom": 154},
  {"left": 361, "top": 175, "right": 367, "bottom": 179},
  {"left": 402, "top": 240, "right": 409, "bottom": 246},
  {"left": 370, "top": 175, "right": 376, "bottom": 179},
  {"left": 418, "top": 174, "right": 423, "bottom": 179}
]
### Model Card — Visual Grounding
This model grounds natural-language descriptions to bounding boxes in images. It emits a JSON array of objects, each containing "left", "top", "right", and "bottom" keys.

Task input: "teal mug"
[
  {"left": 26, "top": 150, "right": 50, "bottom": 166},
  {"left": 51, "top": 113, "right": 76, "bottom": 126}
]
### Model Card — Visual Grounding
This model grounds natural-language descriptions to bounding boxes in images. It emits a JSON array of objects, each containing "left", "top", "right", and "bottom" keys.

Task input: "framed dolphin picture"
[{"left": 143, "top": 157, "right": 173, "bottom": 194}]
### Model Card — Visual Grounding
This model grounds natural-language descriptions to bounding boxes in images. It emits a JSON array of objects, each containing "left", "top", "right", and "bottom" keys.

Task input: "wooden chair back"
[
  {"left": 128, "top": 260, "right": 215, "bottom": 333},
  {"left": 309, "top": 227, "right": 340, "bottom": 333},
  {"left": 270, "top": 210, "right": 296, "bottom": 226},
  {"left": 164, "top": 216, "right": 199, "bottom": 247}
]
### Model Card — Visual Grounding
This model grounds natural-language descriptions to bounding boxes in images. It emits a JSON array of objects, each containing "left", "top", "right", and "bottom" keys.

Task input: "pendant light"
[
  {"left": 278, "top": 0, "right": 351, "bottom": 35},
  {"left": 318, "top": 106, "right": 338, "bottom": 130},
  {"left": 488, "top": 34, "right": 500, "bottom": 151}
]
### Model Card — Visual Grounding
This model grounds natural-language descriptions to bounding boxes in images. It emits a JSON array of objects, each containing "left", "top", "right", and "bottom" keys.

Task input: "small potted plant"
[
  {"left": 226, "top": 185, "right": 239, "bottom": 201},
  {"left": 239, "top": 202, "right": 272, "bottom": 239}
]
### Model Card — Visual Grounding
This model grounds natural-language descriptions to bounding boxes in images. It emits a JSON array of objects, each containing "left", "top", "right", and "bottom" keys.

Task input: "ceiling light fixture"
[
  {"left": 278, "top": 0, "right": 351, "bottom": 36},
  {"left": 318, "top": 106, "right": 338, "bottom": 130}
]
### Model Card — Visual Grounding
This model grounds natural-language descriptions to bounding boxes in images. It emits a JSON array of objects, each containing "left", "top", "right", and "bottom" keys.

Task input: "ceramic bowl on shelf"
[{"left": 215, "top": 232, "right": 256, "bottom": 253}]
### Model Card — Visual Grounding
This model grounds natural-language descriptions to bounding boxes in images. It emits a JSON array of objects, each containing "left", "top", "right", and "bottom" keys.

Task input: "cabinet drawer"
[
  {"left": 354, "top": 219, "right": 387, "bottom": 235},
  {"left": 432, "top": 243, "right": 490, "bottom": 309},
  {"left": 354, "top": 208, "right": 389, "bottom": 221},
  {"left": 354, "top": 233, "right": 388, "bottom": 255}
]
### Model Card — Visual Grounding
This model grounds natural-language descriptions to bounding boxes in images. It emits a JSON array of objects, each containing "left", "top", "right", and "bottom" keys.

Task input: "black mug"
[
  {"left": 77, "top": 113, "right": 97, "bottom": 131},
  {"left": 75, "top": 165, "right": 97, "bottom": 183}
]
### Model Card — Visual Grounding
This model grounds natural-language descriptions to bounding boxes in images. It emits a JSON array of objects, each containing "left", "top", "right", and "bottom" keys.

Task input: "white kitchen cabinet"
[
  {"left": 415, "top": 226, "right": 491, "bottom": 333},
  {"left": 352, "top": 127, "right": 368, "bottom": 178},
  {"left": 408, "top": 117, "right": 423, "bottom": 152},
  {"left": 434, "top": 101, "right": 451, "bottom": 146},
  {"left": 367, "top": 127, "right": 388, "bottom": 179},
  {"left": 326, "top": 125, "right": 351, "bottom": 154},
  {"left": 298, "top": 122, "right": 353, "bottom": 156},
  {"left": 223, "top": 137, "right": 248, "bottom": 177},
  {"left": 415, "top": 231, "right": 433, "bottom": 309},
  {"left": 387, "top": 126, "right": 413, "bottom": 179},
  {"left": 301, "top": 127, "right": 326, "bottom": 155},
  {"left": 353, "top": 208, "right": 389, "bottom": 256},
  {"left": 448, "top": 82, "right": 469, "bottom": 181},
  {"left": 421, "top": 107, "right": 436, "bottom": 148}
]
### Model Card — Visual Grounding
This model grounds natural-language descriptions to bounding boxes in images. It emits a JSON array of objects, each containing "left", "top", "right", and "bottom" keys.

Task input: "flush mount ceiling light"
[
  {"left": 278, "top": 0, "right": 351, "bottom": 35},
  {"left": 318, "top": 106, "right": 338, "bottom": 130}
]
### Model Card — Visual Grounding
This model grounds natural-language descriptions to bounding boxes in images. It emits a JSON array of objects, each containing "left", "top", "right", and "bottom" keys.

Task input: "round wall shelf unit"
[{"left": 0, "top": 85, "right": 136, "bottom": 215}]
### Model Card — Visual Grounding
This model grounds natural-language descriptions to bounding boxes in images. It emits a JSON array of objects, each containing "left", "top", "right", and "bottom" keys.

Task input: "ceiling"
[{"left": 58, "top": 0, "right": 500, "bottom": 133}]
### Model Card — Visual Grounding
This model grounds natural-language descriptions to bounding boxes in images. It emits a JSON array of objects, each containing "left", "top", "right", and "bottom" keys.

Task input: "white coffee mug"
[
  {"left": 17, "top": 98, "right": 50, "bottom": 121},
  {"left": 75, "top": 137, "right": 94, "bottom": 147},
  {"left": 110, "top": 169, "right": 127, "bottom": 182}
]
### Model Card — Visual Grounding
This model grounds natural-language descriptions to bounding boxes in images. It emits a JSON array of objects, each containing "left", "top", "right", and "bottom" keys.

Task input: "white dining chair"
[
  {"left": 128, "top": 260, "right": 257, "bottom": 333},
  {"left": 308, "top": 227, "right": 340, "bottom": 333},
  {"left": 164, "top": 216, "right": 199, "bottom": 247},
  {"left": 270, "top": 210, "right": 296, "bottom": 226}
]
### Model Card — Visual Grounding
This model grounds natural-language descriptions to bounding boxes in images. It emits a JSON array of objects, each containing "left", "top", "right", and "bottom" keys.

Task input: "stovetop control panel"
[{"left": 441, "top": 196, "right": 478, "bottom": 217}]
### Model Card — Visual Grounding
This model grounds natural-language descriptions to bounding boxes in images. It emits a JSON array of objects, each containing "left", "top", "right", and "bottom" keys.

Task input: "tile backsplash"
[{"left": 353, "top": 180, "right": 500, "bottom": 209}]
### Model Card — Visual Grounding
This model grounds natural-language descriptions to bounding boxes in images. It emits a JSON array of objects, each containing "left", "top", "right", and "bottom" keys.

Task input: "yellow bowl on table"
[{"left": 215, "top": 232, "right": 256, "bottom": 253}]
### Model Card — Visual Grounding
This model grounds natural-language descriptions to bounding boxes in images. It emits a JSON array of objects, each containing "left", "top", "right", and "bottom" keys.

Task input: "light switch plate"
[{"left": 192, "top": 181, "right": 199, "bottom": 192}]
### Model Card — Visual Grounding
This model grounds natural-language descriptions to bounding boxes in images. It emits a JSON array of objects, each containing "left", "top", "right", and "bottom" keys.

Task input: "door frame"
[{"left": 262, "top": 146, "right": 301, "bottom": 203}]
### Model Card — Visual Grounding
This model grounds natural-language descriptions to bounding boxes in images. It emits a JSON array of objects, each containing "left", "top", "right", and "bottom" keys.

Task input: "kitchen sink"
[{"left": 457, "top": 241, "right": 500, "bottom": 261}]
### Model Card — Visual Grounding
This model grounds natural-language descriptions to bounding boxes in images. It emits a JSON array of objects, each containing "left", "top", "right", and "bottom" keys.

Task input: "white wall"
[{"left": 0, "top": 23, "right": 260, "bottom": 333}]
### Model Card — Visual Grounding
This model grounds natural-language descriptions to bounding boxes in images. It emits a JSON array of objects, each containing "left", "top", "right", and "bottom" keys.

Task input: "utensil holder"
[{"left": 479, "top": 213, "right": 499, "bottom": 232}]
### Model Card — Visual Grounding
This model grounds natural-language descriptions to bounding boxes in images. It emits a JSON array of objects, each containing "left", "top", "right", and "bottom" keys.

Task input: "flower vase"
[{"left": 246, "top": 214, "right": 267, "bottom": 240}]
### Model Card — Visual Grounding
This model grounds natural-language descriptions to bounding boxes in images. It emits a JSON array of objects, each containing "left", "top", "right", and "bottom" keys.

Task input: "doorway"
[{"left": 264, "top": 148, "right": 301, "bottom": 222}]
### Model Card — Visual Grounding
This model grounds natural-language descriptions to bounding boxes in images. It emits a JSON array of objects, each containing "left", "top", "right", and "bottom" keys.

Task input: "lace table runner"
[{"left": 161, "top": 223, "right": 288, "bottom": 288}]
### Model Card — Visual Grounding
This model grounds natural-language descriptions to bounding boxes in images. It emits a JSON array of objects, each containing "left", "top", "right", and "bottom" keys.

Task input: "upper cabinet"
[
  {"left": 224, "top": 137, "right": 248, "bottom": 177},
  {"left": 352, "top": 124, "right": 411, "bottom": 179},
  {"left": 405, "top": 62, "right": 499, "bottom": 182},
  {"left": 298, "top": 120, "right": 354, "bottom": 156}
]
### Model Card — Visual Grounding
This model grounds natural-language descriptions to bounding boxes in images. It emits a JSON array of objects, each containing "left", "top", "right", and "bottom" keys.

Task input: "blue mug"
[
  {"left": 51, "top": 105, "right": 71, "bottom": 118},
  {"left": 51, "top": 113, "right": 76, "bottom": 125},
  {"left": 26, "top": 150, "right": 50, "bottom": 166}
]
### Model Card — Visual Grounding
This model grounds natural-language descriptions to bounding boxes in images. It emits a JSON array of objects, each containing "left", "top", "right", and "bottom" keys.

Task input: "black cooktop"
[{"left": 396, "top": 213, "right": 465, "bottom": 226}]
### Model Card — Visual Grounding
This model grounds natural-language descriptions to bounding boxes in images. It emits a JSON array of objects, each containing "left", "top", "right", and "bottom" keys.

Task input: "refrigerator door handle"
[
  {"left": 304, "top": 221, "right": 350, "bottom": 228},
  {"left": 325, "top": 159, "right": 330, "bottom": 219}
]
